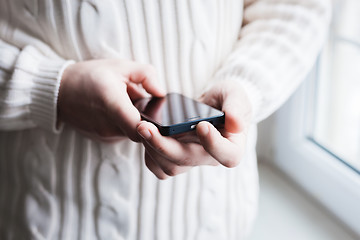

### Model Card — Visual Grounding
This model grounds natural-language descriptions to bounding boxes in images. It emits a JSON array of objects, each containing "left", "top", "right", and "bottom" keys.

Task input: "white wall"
[{"left": 256, "top": 113, "right": 277, "bottom": 164}]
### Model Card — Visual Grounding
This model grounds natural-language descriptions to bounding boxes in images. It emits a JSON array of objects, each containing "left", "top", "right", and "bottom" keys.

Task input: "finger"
[
  {"left": 172, "top": 131, "right": 200, "bottom": 144},
  {"left": 138, "top": 121, "right": 218, "bottom": 166},
  {"left": 108, "top": 82, "right": 142, "bottom": 142},
  {"left": 199, "top": 88, "right": 222, "bottom": 110},
  {"left": 127, "top": 63, "right": 166, "bottom": 97},
  {"left": 127, "top": 82, "right": 148, "bottom": 100},
  {"left": 145, "top": 151, "right": 169, "bottom": 180},
  {"left": 200, "top": 85, "right": 252, "bottom": 134},
  {"left": 143, "top": 139, "right": 192, "bottom": 175},
  {"left": 196, "top": 121, "right": 244, "bottom": 168},
  {"left": 221, "top": 90, "right": 251, "bottom": 133},
  {"left": 202, "top": 89, "right": 243, "bottom": 134},
  {"left": 137, "top": 121, "right": 189, "bottom": 163}
]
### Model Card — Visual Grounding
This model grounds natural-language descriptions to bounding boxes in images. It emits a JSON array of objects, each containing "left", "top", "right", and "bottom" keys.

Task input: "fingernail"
[{"left": 138, "top": 129, "right": 152, "bottom": 140}]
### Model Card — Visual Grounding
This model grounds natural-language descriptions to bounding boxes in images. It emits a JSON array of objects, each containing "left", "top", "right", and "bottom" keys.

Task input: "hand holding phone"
[
  {"left": 136, "top": 81, "right": 253, "bottom": 179},
  {"left": 58, "top": 59, "right": 165, "bottom": 142},
  {"left": 134, "top": 93, "right": 225, "bottom": 136}
]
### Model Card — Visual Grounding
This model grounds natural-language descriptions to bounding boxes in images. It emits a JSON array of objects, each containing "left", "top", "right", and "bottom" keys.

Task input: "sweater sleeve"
[
  {"left": 0, "top": 39, "right": 74, "bottom": 133},
  {"left": 211, "top": 0, "right": 331, "bottom": 123}
]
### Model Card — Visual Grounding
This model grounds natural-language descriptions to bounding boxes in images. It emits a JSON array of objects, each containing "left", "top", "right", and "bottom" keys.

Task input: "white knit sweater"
[{"left": 0, "top": 0, "right": 330, "bottom": 239}]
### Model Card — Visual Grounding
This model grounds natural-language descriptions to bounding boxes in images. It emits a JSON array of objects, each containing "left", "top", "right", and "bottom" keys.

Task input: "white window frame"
[{"left": 271, "top": 66, "right": 360, "bottom": 237}]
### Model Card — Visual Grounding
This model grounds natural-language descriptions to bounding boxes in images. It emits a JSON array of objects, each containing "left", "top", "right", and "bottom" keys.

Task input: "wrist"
[{"left": 57, "top": 61, "right": 76, "bottom": 126}]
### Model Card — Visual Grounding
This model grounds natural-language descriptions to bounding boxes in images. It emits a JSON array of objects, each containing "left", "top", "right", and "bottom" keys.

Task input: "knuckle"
[
  {"left": 145, "top": 159, "right": 152, "bottom": 169},
  {"left": 222, "top": 158, "right": 240, "bottom": 168},
  {"left": 142, "top": 64, "right": 157, "bottom": 78},
  {"left": 143, "top": 64, "right": 156, "bottom": 73},
  {"left": 157, "top": 174, "right": 169, "bottom": 180},
  {"left": 145, "top": 158, "right": 168, "bottom": 180},
  {"left": 179, "top": 156, "right": 192, "bottom": 166},
  {"left": 211, "top": 161, "right": 220, "bottom": 166},
  {"left": 144, "top": 156, "right": 154, "bottom": 169},
  {"left": 163, "top": 166, "right": 179, "bottom": 177}
]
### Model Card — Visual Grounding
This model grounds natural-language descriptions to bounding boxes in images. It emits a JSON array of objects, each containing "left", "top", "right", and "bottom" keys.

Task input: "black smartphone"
[{"left": 133, "top": 93, "right": 225, "bottom": 136}]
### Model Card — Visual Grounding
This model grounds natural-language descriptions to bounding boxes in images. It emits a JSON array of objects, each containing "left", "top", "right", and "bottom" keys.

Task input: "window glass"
[{"left": 312, "top": 0, "right": 360, "bottom": 172}]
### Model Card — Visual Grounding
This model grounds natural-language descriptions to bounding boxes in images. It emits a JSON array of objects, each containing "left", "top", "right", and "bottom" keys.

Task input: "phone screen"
[{"left": 134, "top": 93, "right": 224, "bottom": 126}]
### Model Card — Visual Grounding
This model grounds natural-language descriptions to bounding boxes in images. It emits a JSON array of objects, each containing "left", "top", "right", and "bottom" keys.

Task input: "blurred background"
[{"left": 247, "top": 0, "right": 360, "bottom": 239}]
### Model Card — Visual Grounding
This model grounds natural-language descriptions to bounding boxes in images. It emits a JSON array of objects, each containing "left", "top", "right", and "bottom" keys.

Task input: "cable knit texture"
[{"left": 0, "top": 0, "right": 330, "bottom": 239}]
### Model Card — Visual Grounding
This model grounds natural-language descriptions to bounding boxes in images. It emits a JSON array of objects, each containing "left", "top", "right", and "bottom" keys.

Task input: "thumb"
[{"left": 222, "top": 96, "right": 245, "bottom": 134}]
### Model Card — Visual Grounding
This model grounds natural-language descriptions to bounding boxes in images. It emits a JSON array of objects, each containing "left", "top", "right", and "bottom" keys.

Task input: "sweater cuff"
[{"left": 14, "top": 46, "right": 75, "bottom": 133}]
